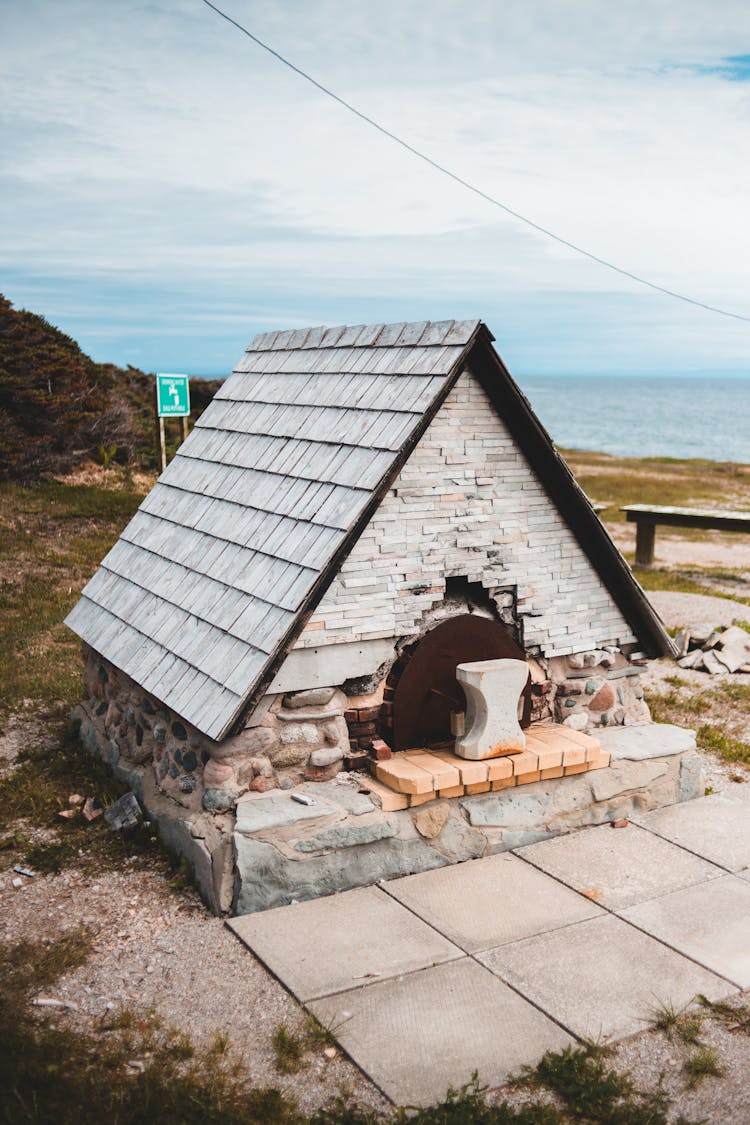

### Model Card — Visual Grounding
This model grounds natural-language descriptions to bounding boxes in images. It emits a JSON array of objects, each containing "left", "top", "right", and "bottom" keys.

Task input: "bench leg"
[{"left": 634, "top": 521, "right": 656, "bottom": 567}]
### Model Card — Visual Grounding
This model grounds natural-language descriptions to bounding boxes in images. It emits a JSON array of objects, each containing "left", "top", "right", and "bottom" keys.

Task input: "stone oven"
[{"left": 67, "top": 319, "right": 701, "bottom": 914}]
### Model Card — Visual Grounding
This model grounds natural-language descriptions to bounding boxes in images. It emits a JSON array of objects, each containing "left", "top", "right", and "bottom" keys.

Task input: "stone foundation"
[
  {"left": 232, "top": 727, "right": 702, "bottom": 914},
  {"left": 73, "top": 677, "right": 701, "bottom": 916}
]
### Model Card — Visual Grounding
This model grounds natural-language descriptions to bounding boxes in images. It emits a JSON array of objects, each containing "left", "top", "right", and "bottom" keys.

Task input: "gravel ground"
[
  {"left": 1, "top": 860, "right": 390, "bottom": 1117},
  {"left": 648, "top": 590, "right": 749, "bottom": 631}
]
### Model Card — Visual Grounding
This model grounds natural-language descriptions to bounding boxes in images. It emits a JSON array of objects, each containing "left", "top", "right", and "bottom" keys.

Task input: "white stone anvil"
[{"left": 454, "top": 658, "right": 528, "bottom": 760}]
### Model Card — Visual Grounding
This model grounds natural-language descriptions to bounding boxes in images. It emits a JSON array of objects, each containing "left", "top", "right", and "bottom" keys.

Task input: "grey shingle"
[{"left": 65, "top": 318, "right": 476, "bottom": 740}]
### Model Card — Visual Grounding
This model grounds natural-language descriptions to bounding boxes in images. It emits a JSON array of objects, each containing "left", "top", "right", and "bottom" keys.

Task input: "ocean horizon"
[{"left": 516, "top": 374, "right": 750, "bottom": 464}]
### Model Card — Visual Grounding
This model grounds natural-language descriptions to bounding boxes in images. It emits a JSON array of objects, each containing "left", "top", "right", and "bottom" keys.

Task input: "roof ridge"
[{"left": 248, "top": 318, "right": 482, "bottom": 353}]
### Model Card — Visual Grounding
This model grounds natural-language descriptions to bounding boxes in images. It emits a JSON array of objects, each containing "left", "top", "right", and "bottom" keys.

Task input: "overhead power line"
[{"left": 199, "top": 0, "right": 750, "bottom": 325}]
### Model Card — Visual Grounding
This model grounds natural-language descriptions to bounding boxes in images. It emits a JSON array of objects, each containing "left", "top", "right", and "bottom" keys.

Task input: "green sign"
[{"left": 156, "top": 373, "right": 190, "bottom": 417}]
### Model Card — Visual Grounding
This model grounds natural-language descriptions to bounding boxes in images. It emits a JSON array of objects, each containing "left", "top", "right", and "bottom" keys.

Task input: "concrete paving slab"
[
  {"left": 228, "top": 885, "right": 463, "bottom": 1001},
  {"left": 633, "top": 795, "right": 750, "bottom": 872},
  {"left": 478, "top": 913, "right": 733, "bottom": 1042},
  {"left": 383, "top": 852, "right": 602, "bottom": 953},
  {"left": 309, "top": 958, "right": 571, "bottom": 1107},
  {"left": 620, "top": 874, "right": 750, "bottom": 988},
  {"left": 597, "top": 723, "right": 696, "bottom": 760},
  {"left": 518, "top": 822, "right": 723, "bottom": 910}
]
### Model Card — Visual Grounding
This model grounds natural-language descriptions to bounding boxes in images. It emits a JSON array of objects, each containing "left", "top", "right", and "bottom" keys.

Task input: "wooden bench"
[{"left": 621, "top": 504, "right": 750, "bottom": 566}]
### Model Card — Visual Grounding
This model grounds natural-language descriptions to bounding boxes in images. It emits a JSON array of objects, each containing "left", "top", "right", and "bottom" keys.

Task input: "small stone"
[
  {"left": 585, "top": 679, "right": 598, "bottom": 695},
  {"left": 322, "top": 722, "right": 340, "bottom": 745},
  {"left": 702, "top": 649, "right": 728, "bottom": 676},
  {"left": 178, "top": 774, "right": 196, "bottom": 793},
  {"left": 309, "top": 746, "right": 345, "bottom": 768},
  {"left": 204, "top": 759, "right": 235, "bottom": 787},
  {"left": 202, "top": 788, "right": 239, "bottom": 811},
  {"left": 589, "top": 682, "right": 616, "bottom": 711},
  {"left": 171, "top": 721, "right": 187, "bottom": 741},
  {"left": 250, "top": 756, "right": 274, "bottom": 778},
  {"left": 413, "top": 802, "right": 450, "bottom": 839},
  {"left": 270, "top": 745, "right": 311, "bottom": 768},
  {"left": 280, "top": 724, "right": 319, "bottom": 745},
  {"left": 283, "top": 687, "right": 336, "bottom": 709},
  {"left": 277, "top": 776, "right": 294, "bottom": 790},
  {"left": 182, "top": 750, "right": 198, "bottom": 772},
  {"left": 568, "top": 654, "right": 585, "bottom": 669},
  {"left": 249, "top": 775, "right": 266, "bottom": 792},
  {"left": 153, "top": 723, "right": 166, "bottom": 744},
  {"left": 564, "top": 712, "right": 588, "bottom": 731},
  {"left": 611, "top": 818, "right": 629, "bottom": 828},
  {"left": 104, "top": 792, "right": 142, "bottom": 831}
]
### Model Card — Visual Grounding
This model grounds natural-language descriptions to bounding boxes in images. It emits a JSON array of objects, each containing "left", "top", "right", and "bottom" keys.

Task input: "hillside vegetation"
[{"left": 0, "top": 294, "right": 221, "bottom": 480}]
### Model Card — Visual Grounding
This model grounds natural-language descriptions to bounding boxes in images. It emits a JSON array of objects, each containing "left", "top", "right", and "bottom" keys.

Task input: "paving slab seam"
[
  {"left": 510, "top": 849, "right": 742, "bottom": 994},
  {"left": 628, "top": 818, "right": 744, "bottom": 877},
  {"left": 378, "top": 876, "right": 607, "bottom": 953},
  {"left": 511, "top": 841, "right": 726, "bottom": 911},
  {"left": 371, "top": 883, "right": 586, "bottom": 1043}
]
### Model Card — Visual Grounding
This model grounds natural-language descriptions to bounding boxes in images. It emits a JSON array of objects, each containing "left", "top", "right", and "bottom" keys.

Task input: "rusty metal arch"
[{"left": 391, "top": 614, "right": 531, "bottom": 751}]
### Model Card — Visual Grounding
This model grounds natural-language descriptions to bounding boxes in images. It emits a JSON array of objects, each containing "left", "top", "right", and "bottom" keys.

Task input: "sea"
[{"left": 516, "top": 375, "right": 750, "bottom": 463}]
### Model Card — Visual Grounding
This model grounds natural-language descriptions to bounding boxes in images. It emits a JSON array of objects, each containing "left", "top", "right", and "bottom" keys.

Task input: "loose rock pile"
[{"left": 675, "top": 623, "right": 750, "bottom": 674}]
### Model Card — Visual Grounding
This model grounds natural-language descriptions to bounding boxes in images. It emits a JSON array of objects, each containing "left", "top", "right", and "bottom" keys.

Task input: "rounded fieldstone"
[
  {"left": 413, "top": 802, "right": 450, "bottom": 840},
  {"left": 589, "top": 682, "right": 616, "bottom": 711},
  {"left": 153, "top": 723, "right": 166, "bottom": 744},
  {"left": 173, "top": 747, "right": 183, "bottom": 765},
  {"left": 182, "top": 750, "right": 198, "bottom": 772},
  {"left": 309, "top": 746, "right": 345, "bottom": 768},
  {"left": 268, "top": 744, "right": 310, "bottom": 769},
  {"left": 135, "top": 724, "right": 143, "bottom": 746},
  {"left": 168, "top": 763, "right": 180, "bottom": 778},
  {"left": 283, "top": 687, "right": 336, "bottom": 709},
  {"left": 179, "top": 774, "right": 196, "bottom": 793},
  {"left": 202, "top": 788, "right": 239, "bottom": 812},
  {"left": 280, "top": 723, "right": 319, "bottom": 745},
  {"left": 171, "top": 721, "right": 187, "bottom": 741},
  {"left": 142, "top": 697, "right": 156, "bottom": 715},
  {"left": 585, "top": 679, "right": 598, "bottom": 695}
]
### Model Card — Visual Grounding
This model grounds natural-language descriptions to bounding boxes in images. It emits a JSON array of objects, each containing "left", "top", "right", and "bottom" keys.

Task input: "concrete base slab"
[
  {"left": 518, "top": 822, "right": 723, "bottom": 910},
  {"left": 228, "top": 885, "right": 462, "bottom": 1001},
  {"left": 383, "top": 852, "right": 602, "bottom": 953},
  {"left": 478, "top": 913, "right": 733, "bottom": 1041},
  {"left": 633, "top": 796, "right": 750, "bottom": 872},
  {"left": 597, "top": 723, "right": 696, "bottom": 760},
  {"left": 309, "top": 958, "right": 571, "bottom": 1107},
  {"left": 620, "top": 875, "right": 750, "bottom": 988}
]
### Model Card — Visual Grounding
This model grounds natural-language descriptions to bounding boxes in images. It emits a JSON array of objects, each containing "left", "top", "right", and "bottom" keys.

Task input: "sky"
[{"left": 1, "top": 0, "right": 749, "bottom": 376}]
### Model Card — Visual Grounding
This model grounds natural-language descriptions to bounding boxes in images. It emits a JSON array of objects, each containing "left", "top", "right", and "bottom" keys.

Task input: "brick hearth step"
[{"left": 371, "top": 725, "right": 609, "bottom": 806}]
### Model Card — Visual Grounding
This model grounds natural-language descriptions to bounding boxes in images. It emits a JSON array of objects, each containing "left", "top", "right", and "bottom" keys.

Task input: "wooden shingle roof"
[{"left": 65, "top": 319, "right": 484, "bottom": 740}]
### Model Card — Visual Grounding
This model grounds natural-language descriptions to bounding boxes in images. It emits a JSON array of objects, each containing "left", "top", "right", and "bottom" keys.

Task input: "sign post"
[{"left": 155, "top": 374, "right": 191, "bottom": 472}]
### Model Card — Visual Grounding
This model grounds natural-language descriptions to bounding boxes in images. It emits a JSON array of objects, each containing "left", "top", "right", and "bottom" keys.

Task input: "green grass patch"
[
  {"left": 0, "top": 480, "right": 144, "bottom": 721},
  {"left": 634, "top": 566, "right": 750, "bottom": 605},
  {"left": 561, "top": 449, "right": 750, "bottom": 524},
  {"left": 682, "top": 1046, "right": 725, "bottom": 1089},
  {"left": 0, "top": 720, "right": 160, "bottom": 875},
  {"left": 695, "top": 723, "right": 750, "bottom": 767}
]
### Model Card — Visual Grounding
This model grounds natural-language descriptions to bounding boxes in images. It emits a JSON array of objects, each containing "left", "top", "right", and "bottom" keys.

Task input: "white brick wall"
[{"left": 293, "top": 368, "right": 637, "bottom": 657}]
